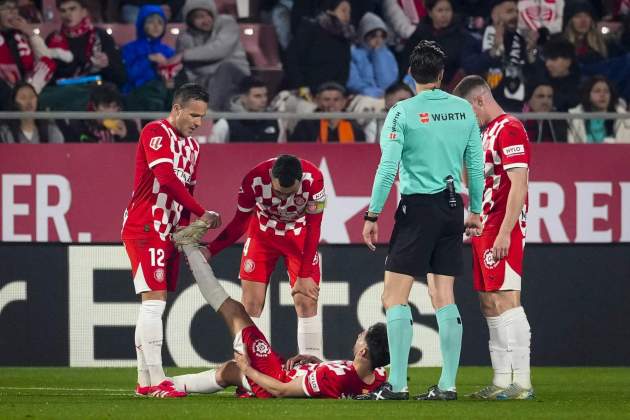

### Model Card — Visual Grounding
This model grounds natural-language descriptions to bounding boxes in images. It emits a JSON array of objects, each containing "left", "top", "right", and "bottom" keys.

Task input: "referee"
[{"left": 356, "top": 41, "right": 484, "bottom": 401}]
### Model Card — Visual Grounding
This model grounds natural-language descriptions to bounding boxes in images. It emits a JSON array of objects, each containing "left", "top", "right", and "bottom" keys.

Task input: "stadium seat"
[{"left": 239, "top": 23, "right": 281, "bottom": 70}]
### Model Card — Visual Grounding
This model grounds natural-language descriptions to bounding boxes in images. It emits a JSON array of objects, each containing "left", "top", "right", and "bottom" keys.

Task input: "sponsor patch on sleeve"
[
  {"left": 502, "top": 145, "right": 525, "bottom": 156},
  {"left": 307, "top": 371, "right": 320, "bottom": 393},
  {"left": 312, "top": 189, "right": 326, "bottom": 202}
]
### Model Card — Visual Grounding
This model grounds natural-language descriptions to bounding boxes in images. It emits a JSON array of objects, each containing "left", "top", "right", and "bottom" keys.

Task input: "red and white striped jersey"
[
  {"left": 237, "top": 158, "right": 325, "bottom": 237},
  {"left": 481, "top": 114, "right": 530, "bottom": 231},
  {"left": 287, "top": 360, "right": 387, "bottom": 399},
  {"left": 122, "top": 119, "right": 200, "bottom": 241}
]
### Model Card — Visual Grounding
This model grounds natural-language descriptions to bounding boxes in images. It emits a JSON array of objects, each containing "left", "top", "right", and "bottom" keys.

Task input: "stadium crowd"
[{"left": 1, "top": 0, "right": 630, "bottom": 144}]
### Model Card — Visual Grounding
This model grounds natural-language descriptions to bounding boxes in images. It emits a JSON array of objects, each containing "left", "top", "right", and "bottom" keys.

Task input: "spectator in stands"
[
  {"left": 40, "top": 0, "right": 126, "bottom": 110},
  {"left": 563, "top": 1, "right": 621, "bottom": 65},
  {"left": 522, "top": 79, "right": 567, "bottom": 142},
  {"left": 122, "top": 5, "right": 182, "bottom": 111},
  {"left": 210, "top": 76, "right": 283, "bottom": 143},
  {"left": 541, "top": 35, "right": 581, "bottom": 112},
  {"left": 286, "top": 0, "right": 353, "bottom": 98},
  {"left": 0, "top": 82, "right": 64, "bottom": 143},
  {"left": 176, "top": 0, "right": 250, "bottom": 111},
  {"left": 0, "top": 0, "right": 56, "bottom": 108},
  {"left": 60, "top": 82, "right": 139, "bottom": 142},
  {"left": 347, "top": 12, "right": 398, "bottom": 98},
  {"left": 462, "top": 0, "right": 538, "bottom": 111},
  {"left": 385, "top": 81, "right": 414, "bottom": 111},
  {"left": 402, "top": 0, "right": 469, "bottom": 90},
  {"left": 17, "top": 0, "right": 42, "bottom": 22},
  {"left": 382, "top": 0, "right": 426, "bottom": 41},
  {"left": 119, "top": 0, "right": 185, "bottom": 24},
  {"left": 568, "top": 75, "right": 630, "bottom": 143},
  {"left": 270, "top": 0, "right": 294, "bottom": 50},
  {"left": 290, "top": 81, "right": 364, "bottom": 142}
]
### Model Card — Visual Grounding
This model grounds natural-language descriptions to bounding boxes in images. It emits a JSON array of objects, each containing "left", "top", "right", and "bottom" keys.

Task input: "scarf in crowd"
[
  {"left": 316, "top": 12, "right": 355, "bottom": 40},
  {"left": 482, "top": 26, "right": 526, "bottom": 101},
  {"left": 398, "top": 0, "right": 426, "bottom": 24},
  {"left": 47, "top": 16, "right": 99, "bottom": 75},
  {"left": 319, "top": 120, "right": 356, "bottom": 143}
]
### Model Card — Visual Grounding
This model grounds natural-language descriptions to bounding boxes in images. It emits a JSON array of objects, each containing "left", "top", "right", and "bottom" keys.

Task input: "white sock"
[
  {"left": 140, "top": 299, "right": 167, "bottom": 386},
  {"left": 251, "top": 316, "right": 269, "bottom": 342},
  {"left": 172, "top": 369, "right": 224, "bottom": 394},
  {"left": 297, "top": 315, "right": 323, "bottom": 359},
  {"left": 134, "top": 312, "right": 150, "bottom": 387},
  {"left": 505, "top": 306, "right": 532, "bottom": 389},
  {"left": 486, "top": 312, "right": 512, "bottom": 388}
]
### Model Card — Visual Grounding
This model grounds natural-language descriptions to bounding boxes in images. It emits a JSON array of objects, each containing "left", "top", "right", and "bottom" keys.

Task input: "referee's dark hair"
[
  {"left": 409, "top": 40, "right": 446, "bottom": 84},
  {"left": 452, "top": 75, "right": 491, "bottom": 99},
  {"left": 173, "top": 83, "right": 210, "bottom": 105},
  {"left": 365, "top": 323, "right": 390, "bottom": 370},
  {"left": 272, "top": 155, "right": 303, "bottom": 188}
]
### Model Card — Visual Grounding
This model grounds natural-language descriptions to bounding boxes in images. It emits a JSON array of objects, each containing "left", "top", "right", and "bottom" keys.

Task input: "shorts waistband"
[{"left": 401, "top": 189, "right": 454, "bottom": 201}]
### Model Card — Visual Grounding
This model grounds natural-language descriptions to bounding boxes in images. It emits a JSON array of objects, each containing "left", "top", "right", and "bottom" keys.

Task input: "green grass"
[{"left": 1, "top": 367, "right": 629, "bottom": 419}]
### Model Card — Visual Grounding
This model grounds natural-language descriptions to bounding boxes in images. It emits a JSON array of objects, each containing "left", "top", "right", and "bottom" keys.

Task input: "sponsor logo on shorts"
[
  {"left": 308, "top": 372, "right": 320, "bottom": 393},
  {"left": 244, "top": 258, "right": 255, "bottom": 273},
  {"left": 483, "top": 249, "right": 499, "bottom": 269},
  {"left": 252, "top": 339, "right": 271, "bottom": 358},
  {"left": 503, "top": 145, "right": 525, "bottom": 156},
  {"left": 149, "top": 136, "right": 163, "bottom": 150},
  {"left": 294, "top": 196, "right": 306, "bottom": 206},
  {"left": 154, "top": 268, "right": 165, "bottom": 282}
]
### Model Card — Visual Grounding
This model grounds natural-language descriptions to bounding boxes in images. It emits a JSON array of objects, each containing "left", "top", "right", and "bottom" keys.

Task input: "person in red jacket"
[
  {"left": 121, "top": 83, "right": 221, "bottom": 398},
  {"left": 202, "top": 155, "right": 326, "bottom": 360}
]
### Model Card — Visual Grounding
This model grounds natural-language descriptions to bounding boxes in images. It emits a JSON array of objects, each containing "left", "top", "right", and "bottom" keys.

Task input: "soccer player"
[
  {"left": 199, "top": 155, "right": 326, "bottom": 358},
  {"left": 359, "top": 41, "right": 485, "bottom": 400},
  {"left": 453, "top": 75, "right": 534, "bottom": 400},
  {"left": 121, "top": 83, "right": 221, "bottom": 398},
  {"left": 169, "top": 241, "right": 389, "bottom": 399}
]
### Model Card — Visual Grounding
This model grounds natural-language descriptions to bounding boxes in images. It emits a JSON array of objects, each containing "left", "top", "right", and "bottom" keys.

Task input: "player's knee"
[
  {"left": 242, "top": 299, "right": 264, "bottom": 317},
  {"left": 293, "top": 294, "right": 317, "bottom": 317}
]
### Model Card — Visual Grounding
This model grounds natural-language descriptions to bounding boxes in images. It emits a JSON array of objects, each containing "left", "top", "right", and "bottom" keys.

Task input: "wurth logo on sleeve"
[
  {"left": 149, "top": 136, "right": 163, "bottom": 150},
  {"left": 503, "top": 145, "right": 525, "bottom": 156}
]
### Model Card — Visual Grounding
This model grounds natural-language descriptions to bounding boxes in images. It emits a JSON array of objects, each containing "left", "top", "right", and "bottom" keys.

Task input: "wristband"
[{"left": 364, "top": 211, "right": 378, "bottom": 222}]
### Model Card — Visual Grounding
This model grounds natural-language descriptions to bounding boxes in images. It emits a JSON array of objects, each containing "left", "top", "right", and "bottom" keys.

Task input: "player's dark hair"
[
  {"left": 452, "top": 75, "right": 490, "bottom": 99},
  {"left": 272, "top": 155, "right": 303, "bottom": 188},
  {"left": 173, "top": 83, "right": 210, "bottom": 106},
  {"left": 385, "top": 82, "right": 414, "bottom": 98},
  {"left": 239, "top": 77, "right": 267, "bottom": 95},
  {"left": 364, "top": 323, "right": 389, "bottom": 370},
  {"left": 544, "top": 35, "right": 575, "bottom": 61},
  {"left": 409, "top": 40, "right": 446, "bottom": 84},
  {"left": 56, "top": 0, "right": 88, "bottom": 9},
  {"left": 89, "top": 82, "right": 123, "bottom": 108}
]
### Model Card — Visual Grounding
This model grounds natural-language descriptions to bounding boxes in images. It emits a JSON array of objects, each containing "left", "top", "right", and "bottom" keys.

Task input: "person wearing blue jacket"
[
  {"left": 123, "top": 5, "right": 182, "bottom": 111},
  {"left": 347, "top": 12, "right": 398, "bottom": 98}
]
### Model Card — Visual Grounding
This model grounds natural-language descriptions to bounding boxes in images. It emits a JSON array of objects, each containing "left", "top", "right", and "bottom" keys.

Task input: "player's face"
[
  {"left": 466, "top": 93, "right": 487, "bottom": 126},
  {"left": 174, "top": 99, "right": 208, "bottom": 136},
  {"left": 590, "top": 81, "right": 611, "bottom": 111},
  {"left": 190, "top": 9, "right": 213, "bottom": 32},
  {"left": 271, "top": 178, "right": 300, "bottom": 199},
  {"left": 429, "top": 0, "right": 453, "bottom": 30},
  {"left": 144, "top": 14, "right": 165, "bottom": 39},
  {"left": 242, "top": 87, "right": 268, "bottom": 112},
  {"left": 352, "top": 331, "right": 368, "bottom": 357},
  {"left": 58, "top": 1, "right": 88, "bottom": 27},
  {"left": 528, "top": 85, "right": 553, "bottom": 112}
]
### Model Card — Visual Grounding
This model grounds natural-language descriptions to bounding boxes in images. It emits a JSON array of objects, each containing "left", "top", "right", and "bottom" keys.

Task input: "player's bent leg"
[
  {"left": 172, "top": 361, "right": 242, "bottom": 394},
  {"left": 293, "top": 292, "right": 322, "bottom": 359},
  {"left": 240, "top": 279, "right": 269, "bottom": 338},
  {"left": 416, "top": 274, "right": 461, "bottom": 400}
]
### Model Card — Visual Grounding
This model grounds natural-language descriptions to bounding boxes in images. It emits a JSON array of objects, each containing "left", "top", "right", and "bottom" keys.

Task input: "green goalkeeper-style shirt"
[{"left": 368, "top": 88, "right": 484, "bottom": 214}]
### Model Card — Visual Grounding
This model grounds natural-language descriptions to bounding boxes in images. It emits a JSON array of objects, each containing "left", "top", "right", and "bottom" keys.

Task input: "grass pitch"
[{"left": 1, "top": 367, "right": 628, "bottom": 419}]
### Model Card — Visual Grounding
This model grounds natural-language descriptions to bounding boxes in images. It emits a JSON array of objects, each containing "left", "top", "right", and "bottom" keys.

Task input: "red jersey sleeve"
[
  {"left": 497, "top": 121, "right": 530, "bottom": 170},
  {"left": 141, "top": 123, "right": 175, "bottom": 169},
  {"left": 302, "top": 365, "right": 342, "bottom": 398}
]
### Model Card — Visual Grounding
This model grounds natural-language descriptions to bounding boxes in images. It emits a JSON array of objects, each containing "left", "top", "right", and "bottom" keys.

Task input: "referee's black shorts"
[{"left": 385, "top": 190, "right": 464, "bottom": 278}]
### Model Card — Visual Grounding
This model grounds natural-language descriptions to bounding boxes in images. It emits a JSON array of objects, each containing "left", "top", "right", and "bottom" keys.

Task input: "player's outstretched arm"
[
  {"left": 234, "top": 352, "right": 306, "bottom": 398},
  {"left": 207, "top": 209, "right": 252, "bottom": 257}
]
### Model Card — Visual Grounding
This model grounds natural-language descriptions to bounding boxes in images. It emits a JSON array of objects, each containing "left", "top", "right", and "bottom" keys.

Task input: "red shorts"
[
  {"left": 239, "top": 229, "right": 321, "bottom": 287},
  {"left": 123, "top": 237, "right": 180, "bottom": 294},
  {"left": 472, "top": 227, "right": 525, "bottom": 292},
  {"left": 237, "top": 325, "right": 288, "bottom": 398}
]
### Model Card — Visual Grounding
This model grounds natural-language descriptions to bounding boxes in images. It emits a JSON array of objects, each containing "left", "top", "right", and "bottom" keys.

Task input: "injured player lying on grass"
[{"left": 168, "top": 224, "right": 390, "bottom": 399}]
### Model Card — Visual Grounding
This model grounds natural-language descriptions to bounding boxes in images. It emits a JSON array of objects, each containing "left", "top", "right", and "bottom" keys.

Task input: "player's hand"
[
  {"left": 291, "top": 277, "right": 319, "bottom": 301},
  {"left": 234, "top": 351, "right": 250, "bottom": 372},
  {"left": 284, "top": 354, "right": 322, "bottom": 370},
  {"left": 8, "top": 15, "right": 29, "bottom": 33},
  {"left": 492, "top": 231, "right": 510, "bottom": 260},
  {"left": 362, "top": 221, "right": 378, "bottom": 251},
  {"left": 464, "top": 213, "right": 483, "bottom": 237},
  {"left": 201, "top": 210, "right": 221, "bottom": 229}
]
